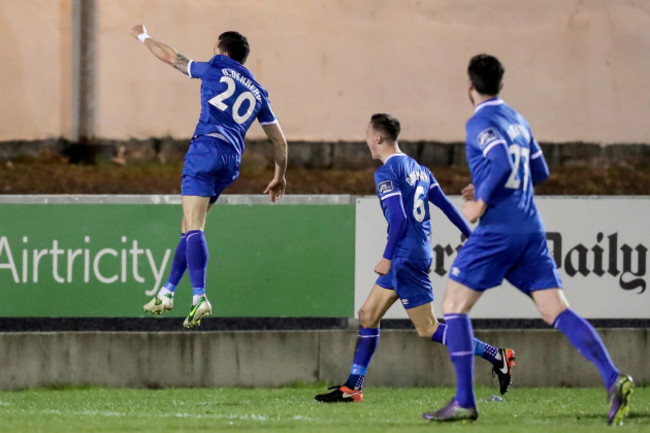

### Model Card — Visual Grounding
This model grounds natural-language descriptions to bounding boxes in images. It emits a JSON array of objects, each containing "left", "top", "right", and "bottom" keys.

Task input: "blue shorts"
[
  {"left": 181, "top": 135, "right": 241, "bottom": 203},
  {"left": 375, "top": 257, "right": 434, "bottom": 309},
  {"left": 450, "top": 230, "right": 563, "bottom": 294}
]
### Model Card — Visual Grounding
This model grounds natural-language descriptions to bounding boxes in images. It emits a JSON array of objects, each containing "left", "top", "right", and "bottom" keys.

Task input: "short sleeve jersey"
[
  {"left": 374, "top": 153, "right": 438, "bottom": 259},
  {"left": 188, "top": 55, "right": 277, "bottom": 156},
  {"left": 465, "top": 98, "right": 545, "bottom": 233}
]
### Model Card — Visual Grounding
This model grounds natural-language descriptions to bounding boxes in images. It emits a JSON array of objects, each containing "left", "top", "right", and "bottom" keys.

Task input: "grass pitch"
[{"left": 0, "top": 385, "right": 647, "bottom": 433}]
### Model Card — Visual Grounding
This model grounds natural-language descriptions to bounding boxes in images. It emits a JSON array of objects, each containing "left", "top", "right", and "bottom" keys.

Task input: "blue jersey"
[
  {"left": 466, "top": 98, "right": 545, "bottom": 233},
  {"left": 374, "top": 153, "right": 437, "bottom": 259},
  {"left": 188, "top": 55, "right": 277, "bottom": 156}
]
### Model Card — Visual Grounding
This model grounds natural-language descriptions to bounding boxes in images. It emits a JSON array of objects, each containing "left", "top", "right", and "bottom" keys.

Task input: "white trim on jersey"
[
  {"left": 380, "top": 191, "right": 402, "bottom": 201},
  {"left": 259, "top": 119, "right": 279, "bottom": 126},
  {"left": 429, "top": 182, "right": 440, "bottom": 190},
  {"left": 482, "top": 139, "right": 507, "bottom": 157},
  {"left": 450, "top": 350, "right": 474, "bottom": 357},
  {"left": 187, "top": 60, "right": 194, "bottom": 78},
  {"left": 205, "top": 132, "right": 228, "bottom": 141},
  {"left": 531, "top": 150, "right": 543, "bottom": 159},
  {"left": 383, "top": 152, "right": 406, "bottom": 164},
  {"left": 474, "top": 98, "right": 504, "bottom": 113}
]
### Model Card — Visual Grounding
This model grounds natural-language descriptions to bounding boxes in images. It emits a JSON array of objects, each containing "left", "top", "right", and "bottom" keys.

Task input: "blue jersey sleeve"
[
  {"left": 467, "top": 117, "right": 513, "bottom": 204},
  {"left": 529, "top": 133, "right": 550, "bottom": 185},
  {"left": 188, "top": 60, "right": 210, "bottom": 79},
  {"left": 257, "top": 94, "right": 277, "bottom": 125},
  {"left": 374, "top": 169, "right": 406, "bottom": 259},
  {"left": 467, "top": 117, "right": 508, "bottom": 158},
  {"left": 374, "top": 169, "right": 401, "bottom": 201},
  {"left": 428, "top": 184, "right": 472, "bottom": 238}
]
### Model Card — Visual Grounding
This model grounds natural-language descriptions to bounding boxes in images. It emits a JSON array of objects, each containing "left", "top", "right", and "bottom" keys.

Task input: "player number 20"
[
  {"left": 505, "top": 144, "right": 530, "bottom": 190},
  {"left": 208, "top": 76, "right": 256, "bottom": 124},
  {"left": 413, "top": 186, "right": 426, "bottom": 222}
]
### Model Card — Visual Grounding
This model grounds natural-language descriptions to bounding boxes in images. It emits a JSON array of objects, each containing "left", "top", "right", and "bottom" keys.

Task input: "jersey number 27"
[{"left": 505, "top": 144, "right": 530, "bottom": 190}]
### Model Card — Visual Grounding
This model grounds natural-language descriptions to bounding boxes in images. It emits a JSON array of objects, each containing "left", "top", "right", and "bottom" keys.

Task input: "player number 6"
[{"left": 413, "top": 185, "right": 426, "bottom": 222}]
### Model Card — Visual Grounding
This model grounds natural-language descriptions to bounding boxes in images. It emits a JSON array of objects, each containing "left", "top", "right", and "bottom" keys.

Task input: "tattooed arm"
[{"left": 130, "top": 24, "right": 191, "bottom": 75}]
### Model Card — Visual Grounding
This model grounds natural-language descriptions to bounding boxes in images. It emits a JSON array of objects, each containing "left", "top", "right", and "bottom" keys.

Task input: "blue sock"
[
  {"left": 163, "top": 233, "right": 188, "bottom": 292},
  {"left": 553, "top": 309, "right": 619, "bottom": 388},
  {"left": 444, "top": 314, "right": 476, "bottom": 408},
  {"left": 432, "top": 323, "right": 500, "bottom": 365},
  {"left": 344, "top": 327, "right": 380, "bottom": 390},
  {"left": 186, "top": 230, "right": 209, "bottom": 297}
]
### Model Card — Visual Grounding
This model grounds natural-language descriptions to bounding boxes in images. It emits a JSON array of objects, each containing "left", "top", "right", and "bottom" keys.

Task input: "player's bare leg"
[
  {"left": 315, "top": 285, "right": 398, "bottom": 403},
  {"left": 532, "top": 288, "right": 634, "bottom": 425},
  {"left": 181, "top": 195, "right": 213, "bottom": 328},
  {"left": 405, "top": 302, "right": 440, "bottom": 338},
  {"left": 358, "top": 284, "right": 399, "bottom": 328}
]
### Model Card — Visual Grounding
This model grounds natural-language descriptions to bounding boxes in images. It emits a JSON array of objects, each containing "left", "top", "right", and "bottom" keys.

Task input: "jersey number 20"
[{"left": 208, "top": 76, "right": 256, "bottom": 124}]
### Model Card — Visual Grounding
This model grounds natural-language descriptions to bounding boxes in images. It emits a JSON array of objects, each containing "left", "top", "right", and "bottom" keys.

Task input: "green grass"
[{"left": 0, "top": 385, "right": 647, "bottom": 432}]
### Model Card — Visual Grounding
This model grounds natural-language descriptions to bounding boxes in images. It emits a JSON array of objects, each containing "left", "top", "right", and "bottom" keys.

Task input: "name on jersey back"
[
  {"left": 405, "top": 170, "right": 429, "bottom": 186},
  {"left": 221, "top": 68, "right": 262, "bottom": 102}
]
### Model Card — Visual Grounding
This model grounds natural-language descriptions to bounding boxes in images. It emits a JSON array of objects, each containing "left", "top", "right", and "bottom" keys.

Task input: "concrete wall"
[
  {"left": 1, "top": 0, "right": 650, "bottom": 143},
  {"left": 0, "top": 329, "right": 646, "bottom": 390}
]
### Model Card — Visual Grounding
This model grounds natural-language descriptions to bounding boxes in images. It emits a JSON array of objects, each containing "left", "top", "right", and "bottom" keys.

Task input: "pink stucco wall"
[{"left": 2, "top": 0, "right": 649, "bottom": 143}]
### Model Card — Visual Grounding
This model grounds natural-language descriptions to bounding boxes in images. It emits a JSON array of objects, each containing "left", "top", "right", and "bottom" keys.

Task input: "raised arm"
[
  {"left": 262, "top": 122, "right": 289, "bottom": 202},
  {"left": 130, "top": 25, "right": 191, "bottom": 75}
]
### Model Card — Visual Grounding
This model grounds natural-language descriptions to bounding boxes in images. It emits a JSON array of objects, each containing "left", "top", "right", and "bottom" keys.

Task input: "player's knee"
[
  {"left": 441, "top": 298, "right": 464, "bottom": 315},
  {"left": 358, "top": 307, "right": 380, "bottom": 329}
]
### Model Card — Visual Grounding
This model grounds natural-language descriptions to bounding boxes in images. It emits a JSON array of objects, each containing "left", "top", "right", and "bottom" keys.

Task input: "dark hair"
[
  {"left": 218, "top": 31, "right": 250, "bottom": 64},
  {"left": 370, "top": 113, "right": 401, "bottom": 142},
  {"left": 468, "top": 54, "right": 504, "bottom": 96}
]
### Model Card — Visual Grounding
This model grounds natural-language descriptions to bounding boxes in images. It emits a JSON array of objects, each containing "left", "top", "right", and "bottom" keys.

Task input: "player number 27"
[
  {"left": 505, "top": 144, "right": 530, "bottom": 190},
  {"left": 208, "top": 76, "right": 256, "bottom": 124}
]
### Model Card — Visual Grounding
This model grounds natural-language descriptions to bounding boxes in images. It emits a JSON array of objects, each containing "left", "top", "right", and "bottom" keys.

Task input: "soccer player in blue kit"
[
  {"left": 315, "top": 113, "right": 516, "bottom": 403},
  {"left": 423, "top": 55, "right": 633, "bottom": 424},
  {"left": 130, "top": 25, "right": 288, "bottom": 328}
]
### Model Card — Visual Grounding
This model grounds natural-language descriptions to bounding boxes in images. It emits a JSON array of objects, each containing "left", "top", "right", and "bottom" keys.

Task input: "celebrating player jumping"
[
  {"left": 131, "top": 25, "right": 288, "bottom": 328},
  {"left": 315, "top": 113, "right": 516, "bottom": 403}
]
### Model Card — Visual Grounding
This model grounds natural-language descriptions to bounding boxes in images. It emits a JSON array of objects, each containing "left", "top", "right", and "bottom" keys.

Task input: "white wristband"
[{"left": 137, "top": 33, "right": 151, "bottom": 43}]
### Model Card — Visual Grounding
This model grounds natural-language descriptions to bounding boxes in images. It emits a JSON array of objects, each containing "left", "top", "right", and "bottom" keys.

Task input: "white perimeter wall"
[{"left": 355, "top": 196, "right": 650, "bottom": 319}]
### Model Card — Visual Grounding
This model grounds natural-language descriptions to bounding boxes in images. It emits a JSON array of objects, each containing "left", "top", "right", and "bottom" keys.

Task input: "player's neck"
[
  {"left": 379, "top": 144, "right": 402, "bottom": 164},
  {"left": 473, "top": 93, "right": 499, "bottom": 107}
]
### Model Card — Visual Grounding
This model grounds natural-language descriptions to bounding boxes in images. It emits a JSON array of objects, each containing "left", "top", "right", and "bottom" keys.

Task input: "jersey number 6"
[
  {"left": 413, "top": 185, "right": 426, "bottom": 222},
  {"left": 208, "top": 76, "right": 256, "bottom": 125}
]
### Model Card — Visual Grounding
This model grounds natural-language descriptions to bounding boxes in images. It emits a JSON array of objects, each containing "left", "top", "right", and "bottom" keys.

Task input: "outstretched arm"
[
  {"left": 130, "top": 25, "right": 191, "bottom": 75},
  {"left": 428, "top": 185, "right": 472, "bottom": 238},
  {"left": 262, "top": 122, "right": 288, "bottom": 202}
]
